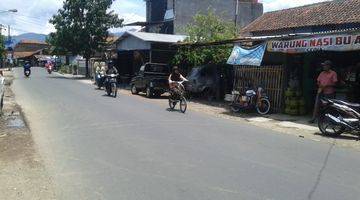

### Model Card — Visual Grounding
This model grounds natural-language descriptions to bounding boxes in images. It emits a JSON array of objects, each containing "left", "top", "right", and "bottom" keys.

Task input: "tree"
[
  {"left": 49, "top": 0, "right": 123, "bottom": 77},
  {"left": 0, "top": 33, "right": 5, "bottom": 58},
  {"left": 173, "top": 10, "right": 237, "bottom": 67},
  {"left": 0, "top": 34, "right": 5, "bottom": 64}
]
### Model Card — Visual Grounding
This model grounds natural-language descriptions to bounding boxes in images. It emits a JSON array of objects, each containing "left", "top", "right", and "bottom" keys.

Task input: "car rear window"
[{"left": 146, "top": 64, "right": 170, "bottom": 74}]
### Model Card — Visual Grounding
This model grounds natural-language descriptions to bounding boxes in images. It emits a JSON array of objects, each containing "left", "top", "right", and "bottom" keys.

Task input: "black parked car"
[{"left": 130, "top": 63, "right": 170, "bottom": 98}]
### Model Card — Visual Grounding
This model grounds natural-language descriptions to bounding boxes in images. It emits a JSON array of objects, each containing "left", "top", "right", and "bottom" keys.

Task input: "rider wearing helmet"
[
  {"left": 106, "top": 60, "right": 118, "bottom": 75},
  {"left": 104, "top": 60, "right": 119, "bottom": 89},
  {"left": 23, "top": 60, "right": 31, "bottom": 74},
  {"left": 168, "top": 66, "right": 187, "bottom": 89}
]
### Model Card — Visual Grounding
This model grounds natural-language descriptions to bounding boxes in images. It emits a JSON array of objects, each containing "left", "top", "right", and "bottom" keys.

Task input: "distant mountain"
[
  {"left": 11, "top": 33, "right": 47, "bottom": 44},
  {"left": 6, "top": 30, "right": 136, "bottom": 48}
]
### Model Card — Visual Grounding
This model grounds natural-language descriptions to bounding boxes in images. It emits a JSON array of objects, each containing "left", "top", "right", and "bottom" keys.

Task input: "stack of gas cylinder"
[{"left": 284, "top": 88, "right": 306, "bottom": 115}]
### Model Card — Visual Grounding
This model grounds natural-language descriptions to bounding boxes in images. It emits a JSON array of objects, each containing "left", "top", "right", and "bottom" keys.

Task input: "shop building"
[
  {"left": 229, "top": 0, "right": 360, "bottom": 114},
  {"left": 13, "top": 40, "right": 50, "bottom": 65},
  {"left": 115, "top": 31, "right": 186, "bottom": 83}
]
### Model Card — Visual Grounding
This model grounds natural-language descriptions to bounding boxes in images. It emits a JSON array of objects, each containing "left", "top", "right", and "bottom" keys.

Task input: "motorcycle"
[
  {"left": 47, "top": 65, "right": 53, "bottom": 74},
  {"left": 169, "top": 81, "right": 188, "bottom": 113},
  {"left": 318, "top": 98, "right": 360, "bottom": 137},
  {"left": 95, "top": 73, "right": 105, "bottom": 89},
  {"left": 24, "top": 69, "right": 31, "bottom": 77},
  {"left": 104, "top": 74, "right": 118, "bottom": 98},
  {"left": 226, "top": 86, "right": 271, "bottom": 115}
]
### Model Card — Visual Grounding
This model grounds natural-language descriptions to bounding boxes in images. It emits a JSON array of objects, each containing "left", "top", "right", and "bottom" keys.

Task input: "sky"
[{"left": 0, "top": 0, "right": 331, "bottom": 36}]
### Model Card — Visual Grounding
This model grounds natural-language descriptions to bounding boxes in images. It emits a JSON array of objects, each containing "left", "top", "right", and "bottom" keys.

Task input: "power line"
[
  {"left": 14, "top": 13, "right": 52, "bottom": 23},
  {"left": 14, "top": 17, "right": 46, "bottom": 28},
  {"left": 15, "top": 15, "right": 45, "bottom": 25}
]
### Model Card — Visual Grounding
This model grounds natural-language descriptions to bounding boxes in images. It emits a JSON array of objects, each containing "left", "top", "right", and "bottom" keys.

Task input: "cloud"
[
  {"left": 0, "top": 0, "right": 331, "bottom": 35},
  {"left": 111, "top": 13, "right": 145, "bottom": 33},
  {"left": 261, "top": 0, "right": 331, "bottom": 12},
  {"left": 0, "top": 0, "right": 145, "bottom": 35}
]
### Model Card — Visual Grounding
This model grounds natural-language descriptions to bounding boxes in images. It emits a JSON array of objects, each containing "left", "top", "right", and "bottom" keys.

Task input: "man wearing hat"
[{"left": 310, "top": 60, "right": 338, "bottom": 123}]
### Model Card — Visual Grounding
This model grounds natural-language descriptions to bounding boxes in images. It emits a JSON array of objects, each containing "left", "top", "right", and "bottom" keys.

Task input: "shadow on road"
[
  {"left": 166, "top": 108, "right": 186, "bottom": 114},
  {"left": 314, "top": 132, "right": 360, "bottom": 141},
  {"left": 135, "top": 93, "right": 169, "bottom": 100},
  {"left": 47, "top": 76, "right": 89, "bottom": 80},
  {"left": 101, "top": 94, "right": 117, "bottom": 98}
]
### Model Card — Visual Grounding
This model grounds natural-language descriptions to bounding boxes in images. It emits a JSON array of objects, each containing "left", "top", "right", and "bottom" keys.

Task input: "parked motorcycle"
[
  {"left": 226, "top": 86, "right": 271, "bottom": 115},
  {"left": 104, "top": 74, "right": 118, "bottom": 98},
  {"left": 318, "top": 98, "right": 360, "bottom": 137}
]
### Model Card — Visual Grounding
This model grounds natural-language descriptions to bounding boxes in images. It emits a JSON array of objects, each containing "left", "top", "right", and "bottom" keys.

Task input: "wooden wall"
[{"left": 234, "top": 65, "right": 286, "bottom": 112}]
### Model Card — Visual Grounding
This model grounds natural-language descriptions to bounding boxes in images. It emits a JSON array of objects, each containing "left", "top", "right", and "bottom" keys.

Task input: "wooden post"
[{"left": 149, "top": 50, "right": 153, "bottom": 63}]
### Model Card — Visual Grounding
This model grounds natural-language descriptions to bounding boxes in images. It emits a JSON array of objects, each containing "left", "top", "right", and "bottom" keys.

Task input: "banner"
[
  {"left": 227, "top": 43, "right": 266, "bottom": 66},
  {"left": 267, "top": 32, "right": 360, "bottom": 53}
]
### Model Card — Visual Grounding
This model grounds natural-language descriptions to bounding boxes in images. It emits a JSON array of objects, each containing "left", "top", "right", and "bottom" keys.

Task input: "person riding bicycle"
[
  {"left": 168, "top": 66, "right": 189, "bottom": 113},
  {"left": 169, "top": 66, "right": 187, "bottom": 88}
]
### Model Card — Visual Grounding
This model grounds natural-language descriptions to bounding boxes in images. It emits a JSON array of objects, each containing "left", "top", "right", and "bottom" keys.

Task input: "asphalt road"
[{"left": 12, "top": 67, "right": 360, "bottom": 200}]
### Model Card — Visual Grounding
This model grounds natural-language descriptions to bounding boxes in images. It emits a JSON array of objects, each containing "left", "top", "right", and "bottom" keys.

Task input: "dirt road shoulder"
[{"left": 0, "top": 70, "right": 56, "bottom": 200}]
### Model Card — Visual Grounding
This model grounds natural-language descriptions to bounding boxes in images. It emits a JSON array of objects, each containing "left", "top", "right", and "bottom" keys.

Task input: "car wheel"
[
  {"left": 154, "top": 91, "right": 162, "bottom": 98},
  {"left": 146, "top": 86, "right": 153, "bottom": 98},
  {"left": 202, "top": 88, "right": 214, "bottom": 101},
  {"left": 131, "top": 85, "right": 139, "bottom": 95}
]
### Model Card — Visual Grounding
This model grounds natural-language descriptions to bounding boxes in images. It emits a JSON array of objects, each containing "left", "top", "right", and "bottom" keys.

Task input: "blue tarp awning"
[{"left": 227, "top": 43, "right": 266, "bottom": 66}]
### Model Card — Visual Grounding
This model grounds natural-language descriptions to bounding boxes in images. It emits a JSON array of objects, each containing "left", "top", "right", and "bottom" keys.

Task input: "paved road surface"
[{"left": 12, "top": 67, "right": 360, "bottom": 200}]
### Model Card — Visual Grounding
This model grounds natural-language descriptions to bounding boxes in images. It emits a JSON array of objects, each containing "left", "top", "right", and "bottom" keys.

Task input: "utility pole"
[
  {"left": 0, "top": 24, "right": 3, "bottom": 68},
  {"left": 0, "top": 24, "right": 3, "bottom": 36},
  {"left": 235, "top": 0, "right": 239, "bottom": 28},
  {"left": 7, "top": 25, "right": 11, "bottom": 42}
]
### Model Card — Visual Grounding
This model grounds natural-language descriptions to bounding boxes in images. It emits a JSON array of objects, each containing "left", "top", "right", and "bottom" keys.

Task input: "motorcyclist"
[
  {"left": 104, "top": 60, "right": 118, "bottom": 89},
  {"left": 45, "top": 60, "right": 53, "bottom": 73},
  {"left": 95, "top": 62, "right": 106, "bottom": 88},
  {"left": 23, "top": 61, "right": 31, "bottom": 75},
  {"left": 106, "top": 60, "right": 118, "bottom": 76}
]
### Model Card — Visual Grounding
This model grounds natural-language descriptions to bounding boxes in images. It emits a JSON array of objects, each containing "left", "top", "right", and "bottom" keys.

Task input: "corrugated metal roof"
[
  {"left": 19, "top": 39, "right": 48, "bottom": 45},
  {"left": 124, "top": 31, "right": 187, "bottom": 43},
  {"left": 13, "top": 51, "right": 39, "bottom": 59}
]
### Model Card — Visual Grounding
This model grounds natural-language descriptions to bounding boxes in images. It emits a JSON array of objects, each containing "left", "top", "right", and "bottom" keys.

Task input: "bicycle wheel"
[
  {"left": 180, "top": 97, "right": 187, "bottom": 113},
  {"left": 169, "top": 98, "right": 176, "bottom": 109}
]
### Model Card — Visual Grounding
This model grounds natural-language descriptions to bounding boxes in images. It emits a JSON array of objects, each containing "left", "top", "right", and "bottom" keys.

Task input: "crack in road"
[{"left": 308, "top": 140, "right": 336, "bottom": 200}]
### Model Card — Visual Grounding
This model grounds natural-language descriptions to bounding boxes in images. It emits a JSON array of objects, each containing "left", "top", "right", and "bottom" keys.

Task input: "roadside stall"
[
  {"left": 267, "top": 31, "right": 360, "bottom": 114},
  {"left": 226, "top": 42, "right": 286, "bottom": 113},
  {"left": 227, "top": 30, "right": 360, "bottom": 114}
]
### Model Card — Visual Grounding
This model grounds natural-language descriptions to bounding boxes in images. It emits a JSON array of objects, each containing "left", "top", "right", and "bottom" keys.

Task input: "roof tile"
[{"left": 242, "top": 0, "right": 360, "bottom": 34}]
